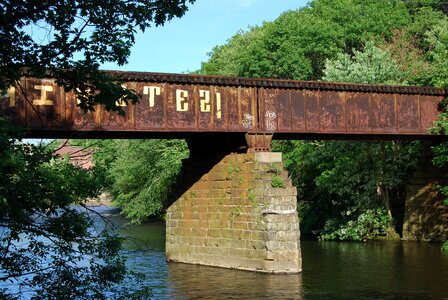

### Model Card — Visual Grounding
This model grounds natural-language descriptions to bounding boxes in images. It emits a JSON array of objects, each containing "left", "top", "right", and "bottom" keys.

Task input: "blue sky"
[{"left": 101, "top": 0, "right": 309, "bottom": 74}]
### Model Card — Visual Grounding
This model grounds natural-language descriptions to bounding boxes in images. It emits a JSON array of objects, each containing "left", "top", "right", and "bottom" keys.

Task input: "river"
[{"left": 99, "top": 206, "right": 448, "bottom": 300}]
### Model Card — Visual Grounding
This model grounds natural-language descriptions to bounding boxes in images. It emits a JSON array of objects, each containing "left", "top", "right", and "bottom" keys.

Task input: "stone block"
[
  {"left": 204, "top": 237, "right": 220, "bottom": 247},
  {"left": 231, "top": 221, "right": 249, "bottom": 230},
  {"left": 253, "top": 187, "right": 298, "bottom": 197},
  {"left": 190, "top": 228, "right": 207, "bottom": 237},
  {"left": 264, "top": 213, "right": 298, "bottom": 223},
  {"left": 251, "top": 230, "right": 269, "bottom": 241},
  {"left": 262, "top": 260, "right": 300, "bottom": 273},
  {"left": 266, "top": 241, "right": 299, "bottom": 251},
  {"left": 166, "top": 219, "right": 177, "bottom": 228},
  {"left": 254, "top": 161, "right": 284, "bottom": 171},
  {"left": 264, "top": 203, "right": 297, "bottom": 212},
  {"left": 276, "top": 231, "right": 300, "bottom": 242},
  {"left": 216, "top": 238, "right": 233, "bottom": 248},
  {"left": 254, "top": 152, "right": 283, "bottom": 163},
  {"left": 265, "top": 222, "right": 300, "bottom": 231},
  {"left": 246, "top": 240, "right": 266, "bottom": 250},
  {"left": 266, "top": 250, "right": 300, "bottom": 261},
  {"left": 206, "top": 228, "right": 222, "bottom": 238}
]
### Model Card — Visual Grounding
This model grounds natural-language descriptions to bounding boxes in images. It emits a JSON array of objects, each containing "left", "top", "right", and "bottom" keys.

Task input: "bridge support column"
[
  {"left": 166, "top": 150, "right": 301, "bottom": 273},
  {"left": 402, "top": 150, "right": 448, "bottom": 242}
]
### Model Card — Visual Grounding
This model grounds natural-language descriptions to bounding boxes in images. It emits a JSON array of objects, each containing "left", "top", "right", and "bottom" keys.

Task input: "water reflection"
[
  {"left": 167, "top": 263, "right": 302, "bottom": 299},
  {"left": 47, "top": 206, "right": 448, "bottom": 299},
  {"left": 301, "top": 240, "right": 448, "bottom": 299}
]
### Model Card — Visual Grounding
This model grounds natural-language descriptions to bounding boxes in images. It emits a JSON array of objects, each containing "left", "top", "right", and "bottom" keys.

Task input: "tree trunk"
[{"left": 377, "top": 185, "right": 398, "bottom": 238}]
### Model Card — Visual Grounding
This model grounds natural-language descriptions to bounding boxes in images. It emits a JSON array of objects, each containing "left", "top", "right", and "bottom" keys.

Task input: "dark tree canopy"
[{"left": 0, "top": 0, "right": 195, "bottom": 113}]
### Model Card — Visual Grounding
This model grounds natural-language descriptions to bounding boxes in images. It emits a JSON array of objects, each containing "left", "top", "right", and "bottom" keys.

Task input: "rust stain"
[{"left": 0, "top": 72, "right": 445, "bottom": 138}]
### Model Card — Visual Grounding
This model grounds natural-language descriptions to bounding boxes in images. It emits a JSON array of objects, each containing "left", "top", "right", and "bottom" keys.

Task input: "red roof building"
[{"left": 54, "top": 141, "right": 94, "bottom": 169}]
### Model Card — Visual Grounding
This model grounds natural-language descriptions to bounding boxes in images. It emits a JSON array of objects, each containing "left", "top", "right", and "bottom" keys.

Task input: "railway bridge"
[{"left": 1, "top": 71, "right": 446, "bottom": 273}]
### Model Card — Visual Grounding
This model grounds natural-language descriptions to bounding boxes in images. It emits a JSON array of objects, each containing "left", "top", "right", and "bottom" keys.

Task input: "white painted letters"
[
  {"left": 143, "top": 86, "right": 161, "bottom": 108},
  {"left": 115, "top": 85, "right": 128, "bottom": 107},
  {"left": 176, "top": 89, "right": 189, "bottom": 112},
  {"left": 216, "top": 92, "right": 222, "bottom": 119},
  {"left": 199, "top": 90, "right": 211, "bottom": 112},
  {"left": 33, "top": 85, "right": 54, "bottom": 105}
]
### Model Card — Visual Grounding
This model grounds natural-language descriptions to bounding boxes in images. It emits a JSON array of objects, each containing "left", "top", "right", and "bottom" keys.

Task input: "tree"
[
  {"left": 272, "top": 42, "right": 423, "bottom": 241},
  {"left": 0, "top": 121, "right": 152, "bottom": 298},
  {"left": 109, "top": 139, "right": 188, "bottom": 223},
  {"left": 66, "top": 139, "right": 189, "bottom": 223},
  {"left": 0, "top": 0, "right": 196, "bottom": 297},
  {"left": 200, "top": 0, "right": 410, "bottom": 80},
  {"left": 0, "top": 0, "right": 195, "bottom": 113},
  {"left": 322, "top": 41, "right": 407, "bottom": 85}
]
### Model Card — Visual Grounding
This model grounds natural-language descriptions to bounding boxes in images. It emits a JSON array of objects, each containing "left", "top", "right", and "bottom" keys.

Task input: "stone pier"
[
  {"left": 402, "top": 159, "right": 448, "bottom": 242},
  {"left": 166, "top": 152, "right": 301, "bottom": 273}
]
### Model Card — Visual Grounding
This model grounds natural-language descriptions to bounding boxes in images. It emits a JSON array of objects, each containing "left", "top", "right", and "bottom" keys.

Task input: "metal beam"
[{"left": 0, "top": 72, "right": 445, "bottom": 139}]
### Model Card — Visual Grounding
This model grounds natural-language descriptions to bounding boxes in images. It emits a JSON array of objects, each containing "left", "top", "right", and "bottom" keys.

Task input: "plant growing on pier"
[
  {"left": 268, "top": 163, "right": 282, "bottom": 174},
  {"left": 271, "top": 175, "right": 286, "bottom": 188},
  {"left": 238, "top": 174, "right": 244, "bottom": 184},
  {"left": 229, "top": 206, "right": 242, "bottom": 222},
  {"left": 248, "top": 191, "right": 258, "bottom": 208}
]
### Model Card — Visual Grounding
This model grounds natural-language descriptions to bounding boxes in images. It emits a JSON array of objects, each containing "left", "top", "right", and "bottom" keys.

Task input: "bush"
[{"left": 319, "top": 208, "right": 391, "bottom": 241}]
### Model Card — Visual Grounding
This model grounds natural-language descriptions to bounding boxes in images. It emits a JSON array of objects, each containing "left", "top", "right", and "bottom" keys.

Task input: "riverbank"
[{"left": 84, "top": 191, "right": 114, "bottom": 206}]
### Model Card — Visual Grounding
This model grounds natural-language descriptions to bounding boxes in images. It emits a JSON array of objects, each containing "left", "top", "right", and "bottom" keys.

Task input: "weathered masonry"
[
  {"left": 403, "top": 152, "right": 448, "bottom": 242},
  {"left": 166, "top": 152, "right": 301, "bottom": 273},
  {"left": 0, "top": 71, "right": 445, "bottom": 139}
]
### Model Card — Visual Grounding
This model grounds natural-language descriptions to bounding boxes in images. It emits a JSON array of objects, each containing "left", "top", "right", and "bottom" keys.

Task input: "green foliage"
[
  {"left": 66, "top": 139, "right": 118, "bottom": 189},
  {"left": 422, "top": 17, "right": 448, "bottom": 88},
  {"left": 248, "top": 192, "right": 258, "bottom": 208},
  {"left": 200, "top": 0, "right": 448, "bottom": 243},
  {"left": 0, "top": 120, "right": 149, "bottom": 298},
  {"left": 200, "top": 0, "right": 410, "bottom": 80},
  {"left": 68, "top": 139, "right": 189, "bottom": 223},
  {"left": 268, "top": 163, "right": 282, "bottom": 174},
  {"left": 432, "top": 142, "right": 448, "bottom": 205},
  {"left": 322, "top": 41, "right": 407, "bottom": 85},
  {"left": 276, "top": 140, "right": 422, "bottom": 239},
  {"left": 272, "top": 37, "right": 424, "bottom": 239},
  {"left": 109, "top": 139, "right": 188, "bottom": 223},
  {"left": 319, "top": 208, "right": 391, "bottom": 241},
  {"left": 271, "top": 175, "right": 285, "bottom": 188},
  {"left": 424, "top": 18, "right": 448, "bottom": 206},
  {"left": 0, "top": 0, "right": 194, "bottom": 114},
  {"left": 443, "top": 240, "right": 448, "bottom": 251},
  {"left": 432, "top": 142, "right": 448, "bottom": 167},
  {"left": 229, "top": 205, "right": 242, "bottom": 222}
]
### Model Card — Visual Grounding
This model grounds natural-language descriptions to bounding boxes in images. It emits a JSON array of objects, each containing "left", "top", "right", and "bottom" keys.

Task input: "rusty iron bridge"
[
  {"left": 0, "top": 71, "right": 446, "bottom": 140},
  {"left": 2, "top": 71, "right": 447, "bottom": 274}
]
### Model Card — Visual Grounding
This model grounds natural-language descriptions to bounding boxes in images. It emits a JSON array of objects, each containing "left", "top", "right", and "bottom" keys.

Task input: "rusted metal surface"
[
  {"left": 245, "top": 133, "right": 273, "bottom": 152},
  {"left": 0, "top": 71, "right": 445, "bottom": 139}
]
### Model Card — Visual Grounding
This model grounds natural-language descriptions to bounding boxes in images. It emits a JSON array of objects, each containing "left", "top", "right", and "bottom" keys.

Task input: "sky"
[
  {"left": 27, "top": 0, "right": 310, "bottom": 145},
  {"left": 101, "top": 0, "right": 309, "bottom": 74}
]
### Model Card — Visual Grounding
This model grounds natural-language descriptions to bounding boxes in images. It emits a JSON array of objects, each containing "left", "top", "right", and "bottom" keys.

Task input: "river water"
[{"left": 100, "top": 206, "right": 448, "bottom": 300}]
